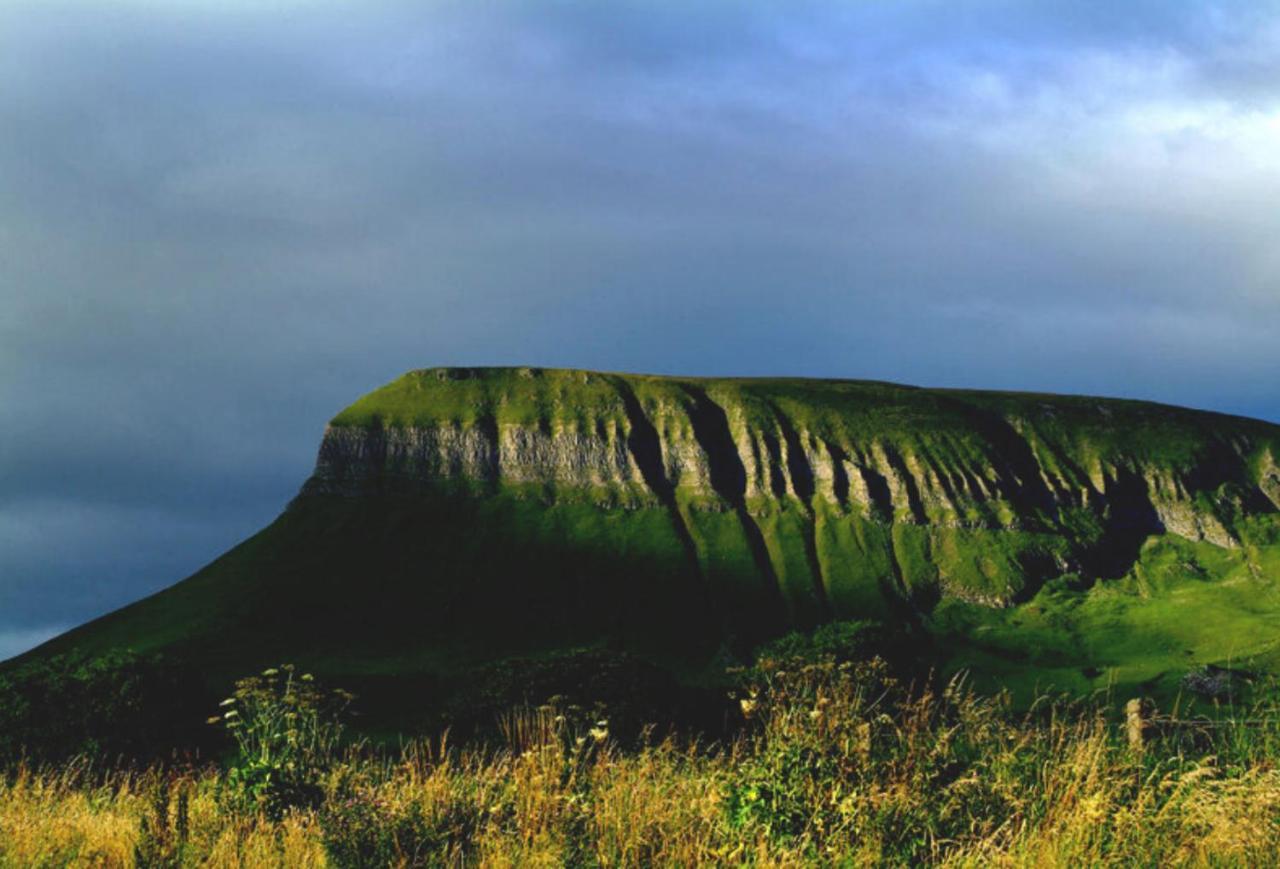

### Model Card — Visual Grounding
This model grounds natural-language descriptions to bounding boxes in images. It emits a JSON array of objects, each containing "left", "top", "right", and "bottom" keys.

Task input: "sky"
[{"left": 3, "top": 0, "right": 1279, "bottom": 660}]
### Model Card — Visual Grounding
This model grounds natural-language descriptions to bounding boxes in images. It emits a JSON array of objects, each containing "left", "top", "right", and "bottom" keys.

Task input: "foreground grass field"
[{"left": 6, "top": 655, "right": 1280, "bottom": 867}]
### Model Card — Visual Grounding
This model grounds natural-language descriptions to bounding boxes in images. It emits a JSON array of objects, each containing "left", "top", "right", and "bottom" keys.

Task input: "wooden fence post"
[{"left": 1126, "top": 697, "right": 1154, "bottom": 751}]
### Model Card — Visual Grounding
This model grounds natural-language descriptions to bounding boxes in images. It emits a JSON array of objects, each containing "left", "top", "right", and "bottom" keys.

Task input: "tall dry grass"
[
  {"left": 0, "top": 760, "right": 326, "bottom": 867},
  {"left": 5, "top": 659, "right": 1280, "bottom": 866}
]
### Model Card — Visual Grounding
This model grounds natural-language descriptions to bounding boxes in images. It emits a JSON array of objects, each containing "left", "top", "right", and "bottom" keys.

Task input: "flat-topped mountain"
[
  {"left": 309, "top": 368, "right": 1278, "bottom": 606},
  {"left": 16, "top": 368, "right": 1280, "bottom": 711}
]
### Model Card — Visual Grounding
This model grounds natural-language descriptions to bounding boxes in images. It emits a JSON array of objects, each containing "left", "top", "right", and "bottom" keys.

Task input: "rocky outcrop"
[{"left": 306, "top": 421, "right": 651, "bottom": 500}]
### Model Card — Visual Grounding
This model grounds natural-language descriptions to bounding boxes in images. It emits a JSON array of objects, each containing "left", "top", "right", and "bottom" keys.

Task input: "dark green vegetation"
[
  {"left": 7, "top": 367, "right": 1280, "bottom": 750},
  {"left": 0, "top": 651, "right": 209, "bottom": 763}
]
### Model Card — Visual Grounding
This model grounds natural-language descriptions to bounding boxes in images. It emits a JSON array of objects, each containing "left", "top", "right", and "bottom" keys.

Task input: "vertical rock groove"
[
  {"left": 859, "top": 464, "right": 895, "bottom": 520},
  {"left": 886, "top": 533, "right": 909, "bottom": 597},
  {"left": 765, "top": 400, "right": 833, "bottom": 620},
  {"left": 878, "top": 443, "right": 929, "bottom": 525},
  {"left": 827, "top": 442, "right": 852, "bottom": 510},
  {"left": 679, "top": 384, "right": 787, "bottom": 613},
  {"left": 610, "top": 377, "right": 705, "bottom": 586}
]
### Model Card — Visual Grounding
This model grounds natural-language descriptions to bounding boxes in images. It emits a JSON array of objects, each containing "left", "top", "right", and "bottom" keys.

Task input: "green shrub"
[
  {"left": 756, "top": 618, "right": 883, "bottom": 664},
  {"left": 726, "top": 653, "right": 1029, "bottom": 862},
  {"left": 0, "top": 651, "right": 209, "bottom": 766},
  {"left": 726, "top": 657, "right": 897, "bottom": 843},
  {"left": 211, "top": 664, "right": 352, "bottom": 818}
]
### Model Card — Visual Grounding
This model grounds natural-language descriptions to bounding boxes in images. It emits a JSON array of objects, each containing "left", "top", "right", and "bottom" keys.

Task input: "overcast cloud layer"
[{"left": 3, "top": 0, "right": 1279, "bottom": 659}]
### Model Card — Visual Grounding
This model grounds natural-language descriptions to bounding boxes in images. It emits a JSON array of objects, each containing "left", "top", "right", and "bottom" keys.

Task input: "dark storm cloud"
[{"left": 3, "top": 0, "right": 1279, "bottom": 657}]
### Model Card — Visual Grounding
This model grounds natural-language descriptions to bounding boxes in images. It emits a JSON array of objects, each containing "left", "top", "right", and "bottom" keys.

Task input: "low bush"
[
  {"left": 210, "top": 664, "right": 353, "bottom": 818},
  {"left": 0, "top": 651, "right": 211, "bottom": 765}
]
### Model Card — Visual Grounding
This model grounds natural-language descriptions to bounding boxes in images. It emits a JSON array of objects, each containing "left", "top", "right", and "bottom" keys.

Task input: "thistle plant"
[{"left": 211, "top": 663, "right": 353, "bottom": 817}]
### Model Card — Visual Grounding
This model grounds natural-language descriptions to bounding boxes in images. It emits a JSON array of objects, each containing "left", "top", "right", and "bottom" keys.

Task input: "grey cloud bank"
[{"left": 2, "top": 0, "right": 1278, "bottom": 658}]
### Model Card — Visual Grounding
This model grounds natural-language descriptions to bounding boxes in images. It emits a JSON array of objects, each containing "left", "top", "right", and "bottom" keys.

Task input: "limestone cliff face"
[
  {"left": 308, "top": 423, "right": 649, "bottom": 499},
  {"left": 297, "top": 367, "right": 1280, "bottom": 609}
]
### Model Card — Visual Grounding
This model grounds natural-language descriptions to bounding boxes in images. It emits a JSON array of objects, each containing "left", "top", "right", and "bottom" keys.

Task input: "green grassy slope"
[
  {"left": 13, "top": 368, "right": 1280, "bottom": 715},
  {"left": 935, "top": 521, "right": 1280, "bottom": 703}
]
